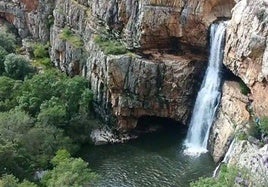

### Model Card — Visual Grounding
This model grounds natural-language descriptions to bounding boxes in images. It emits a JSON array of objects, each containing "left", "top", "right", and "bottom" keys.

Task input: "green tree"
[
  {"left": 0, "top": 31, "right": 16, "bottom": 53},
  {"left": 37, "top": 97, "right": 67, "bottom": 127},
  {"left": 0, "top": 109, "right": 77, "bottom": 178},
  {"left": 20, "top": 125, "right": 78, "bottom": 169},
  {"left": 0, "top": 174, "right": 37, "bottom": 187},
  {"left": 42, "top": 149, "right": 98, "bottom": 187},
  {"left": 0, "top": 76, "right": 22, "bottom": 111},
  {"left": 0, "top": 46, "right": 8, "bottom": 75},
  {"left": 0, "top": 110, "right": 34, "bottom": 177},
  {"left": 17, "top": 70, "right": 64, "bottom": 115},
  {"left": 4, "top": 53, "right": 34, "bottom": 80}
]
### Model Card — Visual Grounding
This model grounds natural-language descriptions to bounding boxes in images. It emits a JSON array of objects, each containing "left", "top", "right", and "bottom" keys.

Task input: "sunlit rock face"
[
  {"left": 210, "top": 0, "right": 268, "bottom": 167},
  {"left": 226, "top": 141, "right": 268, "bottom": 186},
  {"left": 209, "top": 81, "right": 249, "bottom": 162},
  {"left": 224, "top": 0, "right": 268, "bottom": 117}
]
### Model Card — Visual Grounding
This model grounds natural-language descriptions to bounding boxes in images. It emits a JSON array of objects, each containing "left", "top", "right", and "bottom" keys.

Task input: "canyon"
[{"left": 0, "top": 0, "right": 267, "bottom": 185}]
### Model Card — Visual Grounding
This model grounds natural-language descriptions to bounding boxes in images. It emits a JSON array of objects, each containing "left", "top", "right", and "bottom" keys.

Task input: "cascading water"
[
  {"left": 184, "top": 22, "right": 227, "bottom": 155},
  {"left": 212, "top": 138, "right": 235, "bottom": 177}
]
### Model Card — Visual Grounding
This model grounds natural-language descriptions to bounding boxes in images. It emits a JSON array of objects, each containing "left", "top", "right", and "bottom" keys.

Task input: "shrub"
[
  {"left": 237, "top": 131, "right": 247, "bottom": 141},
  {"left": 59, "top": 28, "right": 83, "bottom": 48},
  {"left": 0, "top": 174, "right": 37, "bottom": 187},
  {"left": 259, "top": 116, "right": 268, "bottom": 135},
  {"left": 0, "top": 46, "right": 8, "bottom": 75},
  {"left": 33, "top": 43, "right": 49, "bottom": 59},
  {"left": 239, "top": 80, "right": 250, "bottom": 95},
  {"left": 33, "top": 43, "right": 52, "bottom": 68},
  {"left": 190, "top": 165, "right": 245, "bottom": 187},
  {"left": 94, "top": 35, "right": 127, "bottom": 55},
  {"left": 4, "top": 53, "right": 35, "bottom": 80},
  {"left": 0, "top": 31, "right": 16, "bottom": 53}
]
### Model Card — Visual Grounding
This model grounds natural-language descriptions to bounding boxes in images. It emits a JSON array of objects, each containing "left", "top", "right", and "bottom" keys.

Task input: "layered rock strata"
[{"left": 48, "top": 0, "right": 235, "bottom": 131}]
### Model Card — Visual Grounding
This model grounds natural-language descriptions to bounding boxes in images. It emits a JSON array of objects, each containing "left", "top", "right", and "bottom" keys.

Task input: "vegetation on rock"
[
  {"left": 94, "top": 35, "right": 127, "bottom": 55},
  {"left": 59, "top": 28, "right": 83, "bottom": 48},
  {"left": 191, "top": 165, "right": 249, "bottom": 187}
]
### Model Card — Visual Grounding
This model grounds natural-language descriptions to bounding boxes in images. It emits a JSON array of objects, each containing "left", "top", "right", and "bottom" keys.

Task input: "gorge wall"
[{"left": 48, "top": 0, "right": 236, "bottom": 131}]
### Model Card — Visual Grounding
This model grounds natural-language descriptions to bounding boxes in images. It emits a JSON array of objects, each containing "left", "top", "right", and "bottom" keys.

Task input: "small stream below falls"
[{"left": 80, "top": 124, "right": 216, "bottom": 187}]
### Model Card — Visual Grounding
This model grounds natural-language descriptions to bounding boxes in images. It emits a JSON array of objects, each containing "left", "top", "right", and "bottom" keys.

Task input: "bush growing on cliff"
[
  {"left": 239, "top": 80, "right": 250, "bottom": 95},
  {"left": 33, "top": 43, "right": 52, "bottom": 68},
  {"left": 59, "top": 28, "right": 83, "bottom": 48},
  {"left": 259, "top": 116, "right": 268, "bottom": 136},
  {"left": 94, "top": 35, "right": 127, "bottom": 55},
  {"left": 190, "top": 165, "right": 248, "bottom": 187}
]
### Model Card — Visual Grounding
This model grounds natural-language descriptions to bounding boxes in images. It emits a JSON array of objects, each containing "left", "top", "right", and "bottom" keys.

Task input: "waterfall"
[
  {"left": 213, "top": 138, "right": 236, "bottom": 177},
  {"left": 184, "top": 22, "right": 227, "bottom": 155}
]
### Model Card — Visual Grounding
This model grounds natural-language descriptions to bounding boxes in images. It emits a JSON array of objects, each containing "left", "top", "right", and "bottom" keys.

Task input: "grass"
[
  {"left": 94, "top": 35, "right": 127, "bottom": 55},
  {"left": 59, "top": 28, "right": 83, "bottom": 48}
]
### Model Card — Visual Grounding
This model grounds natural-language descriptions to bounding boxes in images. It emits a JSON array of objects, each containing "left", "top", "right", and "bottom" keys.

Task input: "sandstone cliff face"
[
  {"left": 209, "top": 81, "right": 249, "bottom": 162},
  {"left": 84, "top": 43, "right": 206, "bottom": 130},
  {"left": 210, "top": 0, "right": 268, "bottom": 163},
  {"left": 224, "top": 0, "right": 268, "bottom": 117},
  {"left": 49, "top": 0, "right": 234, "bottom": 131}
]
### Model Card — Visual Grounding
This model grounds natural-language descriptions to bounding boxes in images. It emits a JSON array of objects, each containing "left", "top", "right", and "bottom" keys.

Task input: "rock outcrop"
[
  {"left": 0, "top": 0, "right": 237, "bottom": 131},
  {"left": 0, "top": 0, "right": 54, "bottom": 41},
  {"left": 224, "top": 0, "right": 268, "bottom": 117},
  {"left": 209, "top": 81, "right": 250, "bottom": 162},
  {"left": 84, "top": 44, "right": 206, "bottom": 131},
  {"left": 226, "top": 140, "right": 268, "bottom": 186},
  {"left": 210, "top": 0, "right": 268, "bottom": 163}
]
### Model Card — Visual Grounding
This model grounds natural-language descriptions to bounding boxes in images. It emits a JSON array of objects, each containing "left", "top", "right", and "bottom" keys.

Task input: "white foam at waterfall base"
[{"left": 183, "top": 22, "right": 227, "bottom": 156}]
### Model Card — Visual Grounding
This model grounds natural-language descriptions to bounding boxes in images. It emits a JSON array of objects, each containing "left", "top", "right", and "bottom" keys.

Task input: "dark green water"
[{"left": 80, "top": 125, "right": 216, "bottom": 187}]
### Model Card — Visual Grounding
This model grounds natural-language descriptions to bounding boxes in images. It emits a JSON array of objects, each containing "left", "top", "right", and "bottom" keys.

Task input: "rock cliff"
[
  {"left": 48, "top": 0, "right": 234, "bottom": 131},
  {"left": 224, "top": 0, "right": 268, "bottom": 117},
  {"left": 210, "top": 0, "right": 268, "bottom": 163}
]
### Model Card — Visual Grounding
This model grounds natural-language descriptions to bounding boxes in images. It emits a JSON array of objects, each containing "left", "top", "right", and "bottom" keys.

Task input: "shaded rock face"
[
  {"left": 224, "top": 0, "right": 268, "bottom": 117},
  {"left": 209, "top": 81, "right": 249, "bottom": 162}
]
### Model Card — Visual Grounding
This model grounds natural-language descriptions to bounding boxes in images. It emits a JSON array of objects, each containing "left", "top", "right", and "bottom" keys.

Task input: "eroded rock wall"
[
  {"left": 209, "top": 81, "right": 249, "bottom": 162},
  {"left": 0, "top": 0, "right": 54, "bottom": 41},
  {"left": 49, "top": 0, "right": 234, "bottom": 131},
  {"left": 224, "top": 0, "right": 268, "bottom": 117},
  {"left": 210, "top": 0, "right": 268, "bottom": 163}
]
